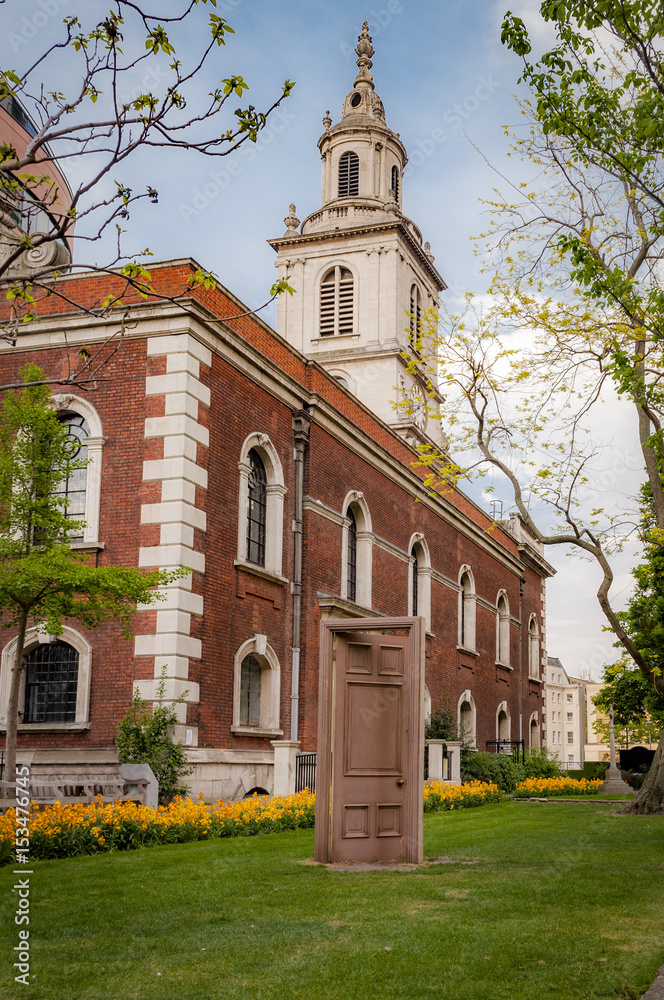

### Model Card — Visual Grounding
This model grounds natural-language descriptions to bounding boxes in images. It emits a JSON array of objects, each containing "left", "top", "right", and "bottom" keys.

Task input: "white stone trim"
[
  {"left": 341, "top": 490, "right": 372, "bottom": 608},
  {"left": 237, "top": 433, "right": 287, "bottom": 577},
  {"left": 0, "top": 627, "right": 92, "bottom": 728},
  {"left": 232, "top": 636, "right": 282, "bottom": 735},
  {"left": 496, "top": 700, "right": 511, "bottom": 741},
  {"left": 528, "top": 614, "right": 541, "bottom": 678},
  {"left": 458, "top": 565, "right": 477, "bottom": 651},
  {"left": 496, "top": 589, "right": 510, "bottom": 667},
  {"left": 408, "top": 532, "right": 432, "bottom": 630},
  {"left": 458, "top": 689, "right": 476, "bottom": 747},
  {"left": 51, "top": 393, "right": 105, "bottom": 546},
  {"left": 133, "top": 333, "right": 210, "bottom": 726}
]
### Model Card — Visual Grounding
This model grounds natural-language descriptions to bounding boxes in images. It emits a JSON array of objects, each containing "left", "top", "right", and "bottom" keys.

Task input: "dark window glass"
[
  {"left": 24, "top": 642, "right": 78, "bottom": 723},
  {"left": 246, "top": 450, "right": 267, "bottom": 565},
  {"left": 412, "top": 547, "right": 419, "bottom": 616},
  {"left": 338, "top": 151, "right": 359, "bottom": 197},
  {"left": 391, "top": 164, "right": 399, "bottom": 202},
  {"left": 347, "top": 507, "right": 357, "bottom": 603},
  {"left": 240, "top": 654, "right": 262, "bottom": 726},
  {"left": 461, "top": 574, "right": 468, "bottom": 645},
  {"left": 54, "top": 413, "right": 89, "bottom": 542}
]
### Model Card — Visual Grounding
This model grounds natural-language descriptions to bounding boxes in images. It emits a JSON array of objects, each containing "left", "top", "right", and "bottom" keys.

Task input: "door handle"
[{"left": 396, "top": 779, "right": 404, "bottom": 786}]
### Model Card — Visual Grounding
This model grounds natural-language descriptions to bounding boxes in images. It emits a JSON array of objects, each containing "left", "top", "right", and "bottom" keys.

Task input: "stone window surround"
[
  {"left": 496, "top": 699, "right": 511, "bottom": 741},
  {"left": 0, "top": 626, "right": 92, "bottom": 731},
  {"left": 231, "top": 634, "right": 283, "bottom": 737},
  {"left": 458, "top": 688, "right": 476, "bottom": 747},
  {"left": 457, "top": 565, "right": 477, "bottom": 653},
  {"left": 495, "top": 589, "right": 511, "bottom": 668},
  {"left": 528, "top": 614, "right": 540, "bottom": 679},
  {"left": 314, "top": 257, "right": 359, "bottom": 340},
  {"left": 236, "top": 432, "right": 287, "bottom": 581},
  {"left": 407, "top": 532, "right": 432, "bottom": 631},
  {"left": 51, "top": 393, "right": 105, "bottom": 547},
  {"left": 340, "top": 490, "right": 372, "bottom": 609}
]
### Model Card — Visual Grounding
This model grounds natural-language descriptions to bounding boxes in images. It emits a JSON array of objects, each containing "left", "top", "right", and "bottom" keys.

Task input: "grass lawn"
[{"left": 1, "top": 801, "right": 663, "bottom": 1000}]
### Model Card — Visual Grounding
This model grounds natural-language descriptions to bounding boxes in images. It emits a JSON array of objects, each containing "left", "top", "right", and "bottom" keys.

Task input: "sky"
[{"left": 1, "top": 0, "right": 644, "bottom": 679}]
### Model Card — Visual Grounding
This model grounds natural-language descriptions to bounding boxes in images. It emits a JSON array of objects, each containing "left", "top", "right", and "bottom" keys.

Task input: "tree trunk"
[
  {"left": 622, "top": 728, "right": 664, "bottom": 815},
  {"left": 3, "top": 607, "right": 29, "bottom": 802}
]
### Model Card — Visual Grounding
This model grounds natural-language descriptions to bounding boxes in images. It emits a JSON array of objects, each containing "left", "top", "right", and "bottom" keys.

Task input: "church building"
[{"left": 0, "top": 25, "right": 553, "bottom": 799}]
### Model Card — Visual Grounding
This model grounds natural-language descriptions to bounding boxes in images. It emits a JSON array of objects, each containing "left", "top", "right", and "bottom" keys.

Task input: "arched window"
[
  {"left": 236, "top": 434, "right": 287, "bottom": 580},
  {"left": 338, "top": 151, "right": 359, "bottom": 197},
  {"left": 320, "top": 266, "right": 354, "bottom": 337},
  {"left": 0, "top": 626, "right": 92, "bottom": 729},
  {"left": 347, "top": 507, "right": 357, "bottom": 603},
  {"left": 409, "top": 284, "right": 422, "bottom": 346},
  {"left": 341, "top": 492, "right": 372, "bottom": 608},
  {"left": 232, "top": 635, "right": 282, "bottom": 736},
  {"left": 529, "top": 713, "right": 540, "bottom": 748},
  {"left": 411, "top": 547, "right": 418, "bottom": 616},
  {"left": 24, "top": 642, "right": 78, "bottom": 724},
  {"left": 246, "top": 449, "right": 267, "bottom": 566},
  {"left": 408, "top": 533, "right": 431, "bottom": 629},
  {"left": 55, "top": 413, "right": 89, "bottom": 543},
  {"left": 51, "top": 394, "right": 105, "bottom": 547},
  {"left": 496, "top": 592, "right": 510, "bottom": 666},
  {"left": 529, "top": 616, "right": 540, "bottom": 678},
  {"left": 458, "top": 689, "right": 476, "bottom": 746},
  {"left": 458, "top": 568, "right": 476, "bottom": 651},
  {"left": 496, "top": 701, "right": 511, "bottom": 743},
  {"left": 391, "top": 164, "right": 400, "bottom": 202}
]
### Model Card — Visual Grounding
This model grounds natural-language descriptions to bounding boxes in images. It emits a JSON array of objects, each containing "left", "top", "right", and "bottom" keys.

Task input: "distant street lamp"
[{"left": 645, "top": 720, "right": 654, "bottom": 750}]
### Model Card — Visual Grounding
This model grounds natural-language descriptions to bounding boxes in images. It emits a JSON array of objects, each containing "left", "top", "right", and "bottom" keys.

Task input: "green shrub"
[
  {"left": 521, "top": 747, "right": 563, "bottom": 778},
  {"left": 115, "top": 673, "right": 193, "bottom": 804},
  {"left": 461, "top": 747, "right": 563, "bottom": 792}
]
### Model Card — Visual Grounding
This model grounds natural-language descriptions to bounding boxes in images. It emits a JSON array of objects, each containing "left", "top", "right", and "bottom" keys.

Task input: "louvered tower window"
[
  {"left": 24, "top": 642, "right": 78, "bottom": 723},
  {"left": 246, "top": 449, "right": 267, "bottom": 565},
  {"left": 347, "top": 507, "right": 357, "bottom": 603},
  {"left": 338, "top": 151, "right": 359, "bottom": 196},
  {"left": 391, "top": 164, "right": 400, "bottom": 202},
  {"left": 411, "top": 547, "right": 419, "bottom": 616},
  {"left": 409, "top": 285, "right": 422, "bottom": 346},
  {"left": 320, "top": 266, "right": 354, "bottom": 337}
]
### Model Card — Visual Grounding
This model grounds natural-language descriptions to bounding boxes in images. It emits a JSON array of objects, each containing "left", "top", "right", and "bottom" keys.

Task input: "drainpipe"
[
  {"left": 290, "top": 409, "right": 311, "bottom": 742},
  {"left": 518, "top": 577, "right": 525, "bottom": 742}
]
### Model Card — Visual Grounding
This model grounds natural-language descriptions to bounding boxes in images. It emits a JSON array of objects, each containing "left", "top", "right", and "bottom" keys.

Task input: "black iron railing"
[
  {"left": 485, "top": 739, "right": 525, "bottom": 763},
  {"left": 295, "top": 752, "right": 317, "bottom": 793}
]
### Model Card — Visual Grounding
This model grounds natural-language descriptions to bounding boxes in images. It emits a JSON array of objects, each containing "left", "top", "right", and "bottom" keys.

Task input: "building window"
[
  {"left": 528, "top": 616, "right": 540, "bottom": 678},
  {"left": 568, "top": 755, "right": 574, "bottom": 763},
  {"left": 232, "top": 636, "right": 282, "bottom": 736},
  {"left": 239, "top": 654, "right": 262, "bottom": 727},
  {"left": 246, "top": 449, "right": 267, "bottom": 566},
  {"left": 458, "top": 568, "right": 476, "bottom": 650},
  {"left": 51, "top": 394, "right": 105, "bottom": 546},
  {"left": 567, "top": 694, "right": 573, "bottom": 702},
  {"left": 236, "top": 433, "right": 287, "bottom": 580},
  {"left": 558, "top": 692, "right": 561, "bottom": 703},
  {"left": 320, "top": 265, "right": 354, "bottom": 337},
  {"left": 567, "top": 731, "right": 574, "bottom": 744},
  {"left": 338, "top": 151, "right": 359, "bottom": 196},
  {"left": 496, "top": 592, "right": 510, "bottom": 665},
  {"left": 409, "top": 284, "right": 422, "bottom": 346},
  {"left": 347, "top": 507, "right": 357, "bottom": 603},
  {"left": 24, "top": 642, "right": 78, "bottom": 724},
  {"left": 458, "top": 690, "right": 476, "bottom": 746},
  {"left": 529, "top": 713, "right": 540, "bottom": 748},
  {"left": 0, "top": 626, "right": 92, "bottom": 729},
  {"left": 341, "top": 491, "right": 372, "bottom": 608},
  {"left": 411, "top": 547, "right": 418, "bottom": 616},
  {"left": 55, "top": 414, "right": 89, "bottom": 542},
  {"left": 567, "top": 712, "right": 573, "bottom": 723},
  {"left": 391, "top": 164, "right": 399, "bottom": 202}
]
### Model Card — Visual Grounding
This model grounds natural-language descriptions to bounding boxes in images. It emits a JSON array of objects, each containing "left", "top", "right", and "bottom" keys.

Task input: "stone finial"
[
  {"left": 354, "top": 21, "right": 375, "bottom": 88},
  {"left": 284, "top": 203, "right": 300, "bottom": 232},
  {"left": 424, "top": 241, "right": 435, "bottom": 263},
  {"left": 323, "top": 109, "right": 332, "bottom": 130}
]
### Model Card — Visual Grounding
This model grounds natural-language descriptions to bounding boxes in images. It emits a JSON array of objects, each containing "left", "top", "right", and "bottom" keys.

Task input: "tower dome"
[{"left": 339, "top": 21, "right": 386, "bottom": 124}]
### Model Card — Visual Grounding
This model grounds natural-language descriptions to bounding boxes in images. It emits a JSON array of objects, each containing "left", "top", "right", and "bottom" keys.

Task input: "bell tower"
[{"left": 270, "top": 22, "right": 447, "bottom": 447}]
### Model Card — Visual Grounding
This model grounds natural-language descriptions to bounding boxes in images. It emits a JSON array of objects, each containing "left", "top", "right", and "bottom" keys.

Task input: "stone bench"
[{"left": 0, "top": 773, "right": 151, "bottom": 811}]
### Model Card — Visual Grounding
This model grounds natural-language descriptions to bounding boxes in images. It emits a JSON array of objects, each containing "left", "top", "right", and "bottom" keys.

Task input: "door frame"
[{"left": 314, "top": 616, "right": 425, "bottom": 864}]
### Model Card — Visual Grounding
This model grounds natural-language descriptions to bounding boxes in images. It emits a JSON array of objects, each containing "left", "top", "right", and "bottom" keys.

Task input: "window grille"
[
  {"left": 55, "top": 413, "right": 89, "bottom": 542},
  {"left": 391, "top": 165, "right": 399, "bottom": 202},
  {"left": 409, "top": 285, "right": 422, "bottom": 345},
  {"left": 347, "top": 507, "right": 357, "bottom": 603},
  {"left": 240, "top": 654, "right": 262, "bottom": 726},
  {"left": 320, "top": 266, "right": 354, "bottom": 337},
  {"left": 246, "top": 449, "right": 267, "bottom": 565},
  {"left": 24, "top": 642, "right": 78, "bottom": 723},
  {"left": 338, "top": 151, "right": 359, "bottom": 197},
  {"left": 411, "top": 546, "right": 418, "bottom": 616}
]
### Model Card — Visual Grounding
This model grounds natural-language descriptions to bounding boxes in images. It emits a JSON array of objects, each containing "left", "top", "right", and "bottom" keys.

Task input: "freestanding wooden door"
[{"left": 315, "top": 618, "right": 424, "bottom": 864}]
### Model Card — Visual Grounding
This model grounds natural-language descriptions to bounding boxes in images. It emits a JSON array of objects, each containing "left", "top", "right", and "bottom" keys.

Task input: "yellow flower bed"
[
  {"left": 424, "top": 780, "right": 502, "bottom": 811},
  {"left": 514, "top": 776, "right": 603, "bottom": 797},
  {"left": 0, "top": 780, "right": 501, "bottom": 864}
]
